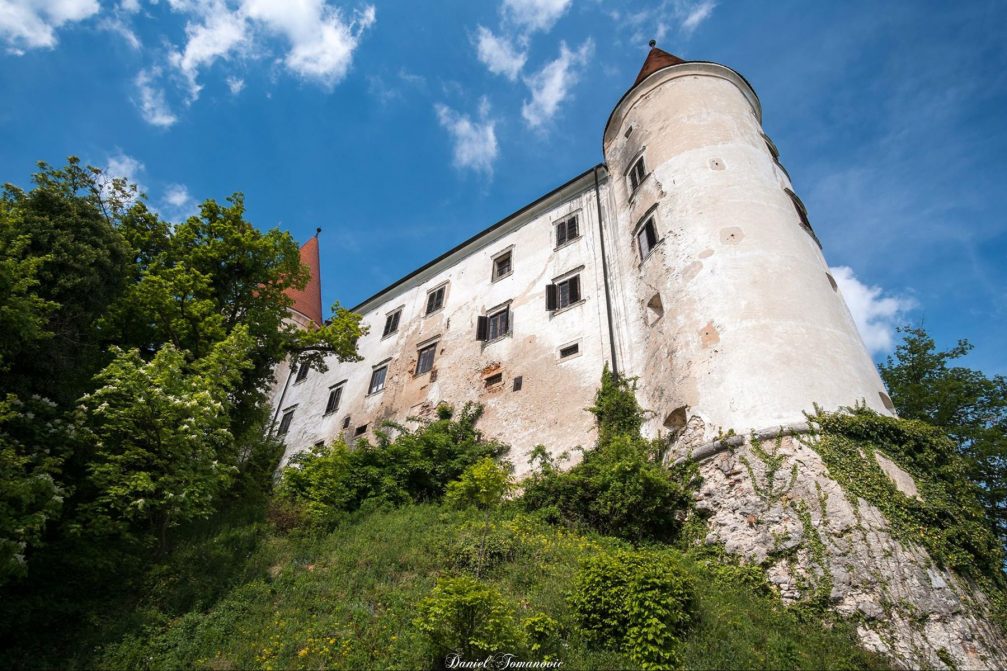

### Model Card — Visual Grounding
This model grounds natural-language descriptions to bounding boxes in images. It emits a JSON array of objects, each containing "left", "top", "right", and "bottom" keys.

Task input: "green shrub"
[
  {"left": 444, "top": 457, "right": 514, "bottom": 510},
  {"left": 569, "top": 548, "right": 696, "bottom": 670},
  {"left": 522, "top": 612, "right": 562, "bottom": 660},
  {"left": 414, "top": 575, "right": 520, "bottom": 665},
  {"left": 276, "top": 403, "right": 507, "bottom": 529},
  {"left": 444, "top": 518, "right": 519, "bottom": 574}
]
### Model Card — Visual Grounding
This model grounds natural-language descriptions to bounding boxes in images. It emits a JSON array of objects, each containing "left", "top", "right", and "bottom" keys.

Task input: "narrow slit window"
[
  {"left": 629, "top": 156, "right": 646, "bottom": 192},
  {"left": 637, "top": 217, "right": 659, "bottom": 259},
  {"left": 492, "top": 251, "right": 512, "bottom": 280},
  {"left": 426, "top": 286, "right": 446, "bottom": 315},
  {"left": 369, "top": 365, "right": 388, "bottom": 394},
  {"left": 512, "top": 376, "right": 523, "bottom": 391},
  {"left": 559, "top": 343, "right": 580, "bottom": 359},
  {"left": 546, "top": 275, "right": 581, "bottom": 311},
  {"left": 382, "top": 309, "right": 402, "bottom": 337},
  {"left": 277, "top": 409, "right": 295, "bottom": 435},
  {"left": 294, "top": 362, "right": 309, "bottom": 383},
  {"left": 554, "top": 215, "right": 579, "bottom": 247},
  {"left": 324, "top": 385, "right": 343, "bottom": 415},
  {"left": 416, "top": 343, "right": 437, "bottom": 375}
]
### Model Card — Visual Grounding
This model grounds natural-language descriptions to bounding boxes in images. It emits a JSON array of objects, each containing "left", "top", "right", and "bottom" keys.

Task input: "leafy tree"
[{"left": 879, "top": 327, "right": 1007, "bottom": 546}]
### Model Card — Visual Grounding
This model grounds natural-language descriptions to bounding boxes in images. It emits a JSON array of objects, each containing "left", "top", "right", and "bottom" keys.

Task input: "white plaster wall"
[
  {"left": 272, "top": 174, "right": 615, "bottom": 477},
  {"left": 602, "top": 63, "right": 892, "bottom": 442}
]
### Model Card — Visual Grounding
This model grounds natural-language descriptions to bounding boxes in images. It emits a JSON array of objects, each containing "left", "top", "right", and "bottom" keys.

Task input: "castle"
[{"left": 269, "top": 44, "right": 893, "bottom": 474}]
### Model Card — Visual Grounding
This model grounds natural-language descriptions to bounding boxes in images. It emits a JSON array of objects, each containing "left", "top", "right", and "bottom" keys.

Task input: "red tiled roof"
[
  {"left": 286, "top": 235, "right": 323, "bottom": 326},
  {"left": 634, "top": 44, "right": 686, "bottom": 86}
]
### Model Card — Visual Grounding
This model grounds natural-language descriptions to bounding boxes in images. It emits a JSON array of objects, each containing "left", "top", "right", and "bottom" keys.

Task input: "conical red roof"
[
  {"left": 286, "top": 234, "right": 323, "bottom": 326},
  {"left": 634, "top": 44, "right": 686, "bottom": 86}
]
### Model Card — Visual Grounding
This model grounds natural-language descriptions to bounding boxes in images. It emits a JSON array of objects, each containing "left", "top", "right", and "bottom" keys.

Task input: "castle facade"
[{"left": 270, "top": 45, "right": 892, "bottom": 474}]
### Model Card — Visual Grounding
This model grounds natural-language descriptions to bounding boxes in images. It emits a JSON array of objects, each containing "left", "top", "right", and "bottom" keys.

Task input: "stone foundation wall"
[{"left": 689, "top": 434, "right": 1007, "bottom": 670}]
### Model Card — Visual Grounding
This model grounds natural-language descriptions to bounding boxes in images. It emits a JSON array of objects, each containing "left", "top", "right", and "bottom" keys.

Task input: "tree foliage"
[{"left": 879, "top": 327, "right": 1007, "bottom": 547}]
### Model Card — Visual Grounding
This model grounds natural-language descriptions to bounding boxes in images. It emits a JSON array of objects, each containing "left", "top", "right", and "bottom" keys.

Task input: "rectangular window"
[
  {"left": 294, "top": 361, "right": 309, "bottom": 383},
  {"left": 354, "top": 424, "right": 367, "bottom": 436},
  {"left": 492, "top": 251, "right": 512, "bottom": 280},
  {"left": 277, "top": 409, "right": 295, "bottom": 435},
  {"left": 416, "top": 343, "right": 437, "bottom": 375},
  {"left": 382, "top": 308, "right": 401, "bottom": 337},
  {"left": 324, "top": 385, "right": 343, "bottom": 415},
  {"left": 629, "top": 156, "right": 646, "bottom": 192},
  {"left": 368, "top": 365, "right": 387, "bottom": 394},
  {"left": 555, "top": 215, "right": 579, "bottom": 247},
  {"left": 484, "top": 372, "right": 503, "bottom": 387},
  {"left": 546, "top": 275, "right": 581, "bottom": 311},
  {"left": 477, "top": 306, "right": 511, "bottom": 342},
  {"left": 512, "top": 376, "right": 523, "bottom": 392},
  {"left": 637, "top": 218, "right": 659, "bottom": 259},
  {"left": 559, "top": 343, "right": 580, "bottom": 359},
  {"left": 426, "top": 285, "right": 446, "bottom": 315},
  {"left": 342, "top": 416, "right": 351, "bottom": 429}
]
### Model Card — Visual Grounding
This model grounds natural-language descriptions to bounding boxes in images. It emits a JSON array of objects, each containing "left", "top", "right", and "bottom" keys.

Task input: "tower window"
[
  {"left": 382, "top": 308, "right": 402, "bottom": 337},
  {"left": 426, "top": 284, "right": 447, "bottom": 315},
  {"left": 784, "top": 188, "right": 821, "bottom": 247},
  {"left": 277, "top": 408, "right": 295, "bottom": 435},
  {"left": 368, "top": 365, "right": 388, "bottom": 394},
  {"left": 416, "top": 342, "right": 437, "bottom": 375},
  {"left": 558, "top": 342, "right": 580, "bottom": 360},
  {"left": 492, "top": 250, "right": 513, "bottom": 281},
  {"left": 637, "top": 217, "right": 659, "bottom": 260},
  {"left": 546, "top": 275, "right": 581, "bottom": 311},
  {"left": 555, "top": 215, "right": 579, "bottom": 247},
  {"left": 294, "top": 361, "right": 309, "bottom": 383},
  {"left": 324, "top": 384, "right": 344, "bottom": 415},
  {"left": 629, "top": 156, "right": 647, "bottom": 192},
  {"left": 646, "top": 293, "right": 664, "bottom": 325}
]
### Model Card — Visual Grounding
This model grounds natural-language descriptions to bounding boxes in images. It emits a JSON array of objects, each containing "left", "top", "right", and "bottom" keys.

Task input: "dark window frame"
[
  {"left": 382, "top": 308, "right": 402, "bottom": 338},
  {"left": 368, "top": 365, "right": 388, "bottom": 395},
  {"left": 492, "top": 250, "right": 513, "bottom": 281},
  {"left": 425, "top": 285, "right": 447, "bottom": 315},
  {"left": 628, "top": 155, "right": 647, "bottom": 193},
  {"left": 554, "top": 215, "right": 580, "bottom": 248},
  {"left": 636, "top": 216, "right": 659, "bottom": 260},
  {"left": 324, "top": 384, "right": 344, "bottom": 415},
  {"left": 416, "top": 342, "right": 437, "bottom": 375},
  {"left": 294, "top": 361, "right": 309, "bottom": 383},
  {"left": 546, "top": 274, "right": 581, "bottom": 312},
  {"left": 277, "top": 408, "right": 295, "bottom": 435},
  {"left": 559, "top": 343, "right": 580, "bottom": 360}
]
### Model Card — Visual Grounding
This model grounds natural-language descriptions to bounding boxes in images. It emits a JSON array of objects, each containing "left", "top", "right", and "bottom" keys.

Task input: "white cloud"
[
  {"left": 435, "top": 97, "right": 498, "bottom": 176},
  {"left": 521, "top": 39, "right": 592, "bottom": 129},
  {"left": 677, "top": 0, "right": 716, "bottom": 35},
  {"left": 169, "top": 1, "right": 249, "bottom": 101},
  {"left": 502, "top": 0, "right": 571, "bottom": 33},
  {"left": 475, "top": 25, "right": 526, "bottom": 81},
  {"left": 0, "top": 0, "right": 100, "bottom": 52},
  {"left": 134, "top": 68, "right": 178, "bottom": 127},
  {"left": 226, "top": 75, "right": 244, "bottom": 94},
  {"left": 119, "top": 0, "right": 140, "bottom": 12},
  {"left": 830, "top": 266, "right": 916, "bottom": 354},
  {"left": 161, "top": 183, "right": 199, "bottom": 219},
  {"left": 105, "top": 151, "right": 144, "bottom": 185},
  {"left": 98, "top": 16, "right": 140, "bottom": 49}
]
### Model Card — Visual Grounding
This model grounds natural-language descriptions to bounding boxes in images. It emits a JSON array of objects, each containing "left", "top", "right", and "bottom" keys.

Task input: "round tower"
[{"left": 601, "top": 44, "right": 894, "bottom": 444}]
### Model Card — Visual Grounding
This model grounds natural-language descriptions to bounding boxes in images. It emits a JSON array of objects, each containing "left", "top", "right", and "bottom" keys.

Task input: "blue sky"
[{"left": 1, "top": 0, "right": 1005, "bottom": 375}]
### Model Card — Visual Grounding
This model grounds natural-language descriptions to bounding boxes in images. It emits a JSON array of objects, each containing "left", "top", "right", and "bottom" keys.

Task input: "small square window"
[
  {"left": 629, "top": 156, "right": 646, "bottom": 192},
  {"left": 382, "top": 309, "right": 402, "bottom": 337},
  {"left": 555, "top": 216, "right": 579, "bottom": 247},
  {"left": 637, "top": 218, "right": 659, "bottom": 259},
  {"left": 369, "top": 365, "right": 387, "bottom": 394},
  {"left": 559, "top": 343, "right": 580, "bottom": 359},
  {"left": 416, "top": 343, "right": 437, "bottom": 375},
  {"left": 492, "top": 251, "right": 512, "bottom": 281},
  {"left": 546, "top": 275, "right": 581, "bottom": 311},
  {"left": 294, "top": 362, "right": 309, "bottom": 383},
  {"left": 324, "top": 385, "right": 343, "bottom": 415},
  {"left": 354, "top": 424, "right": 368, "bottom": 437},
  {"left": 426, "top": 286, "right": 446, "bottom": 315},
  {"left": 277, "top": 409, "right": 295, "bottom": 435}
]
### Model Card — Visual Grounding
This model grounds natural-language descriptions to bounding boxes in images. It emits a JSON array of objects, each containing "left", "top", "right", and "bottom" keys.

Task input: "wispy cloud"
[
  {"left": 435, "top": 97, "right": 498, "bottom": 176},
  {"left": 134, "top": 68, "right": 178, "bottom": 128},
  {"left": 830, "top": 266, "right": 916, "bottom": 354},
  {"left": 161, "top": 183, "right": 199, "bottom": 220},
  {"left": 475, "top": 26, "right": 526, "bottom": 81},
  {"left": 502, "top": 0, "right": 571, "bottom": 33},
  {"left": 0, "top": 0, "right": 99, "bottom": 53},
  {"left": 678, "top": 0, "right": 716, "bottom": 35},
  {"left": 226, "top": 75, "right": 245, "bottom": 94},
  {"left": 521, "top": 39, "right": 593, "bottom": 129}
]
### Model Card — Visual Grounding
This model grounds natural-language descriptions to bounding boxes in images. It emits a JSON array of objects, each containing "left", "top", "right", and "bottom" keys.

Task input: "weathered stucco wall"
[
  {"left": 602, "top": 62, "right": 892, "bottom": 445},
  {"left": 272, "top": 173, "right": 615, "bottom": 476}
]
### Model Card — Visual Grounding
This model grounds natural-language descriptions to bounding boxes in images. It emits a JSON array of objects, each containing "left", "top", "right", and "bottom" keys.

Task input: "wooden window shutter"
[
  {"left": 545, "top": 284, "right": 557, "bottom": 311},
  {"left": 569, "top": 276, "right": 581, "bottom": 303},
  {"left": 476, "top": 315, "right": 488, "bottom": 341},
  {"left": 556, "top": 222, "right": 567, "bottom": 246}
]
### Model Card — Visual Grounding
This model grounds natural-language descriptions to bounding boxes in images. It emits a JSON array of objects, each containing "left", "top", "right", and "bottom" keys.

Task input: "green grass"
[{"left": 42, "top": 502, "right": 885, "bottom": 671}]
